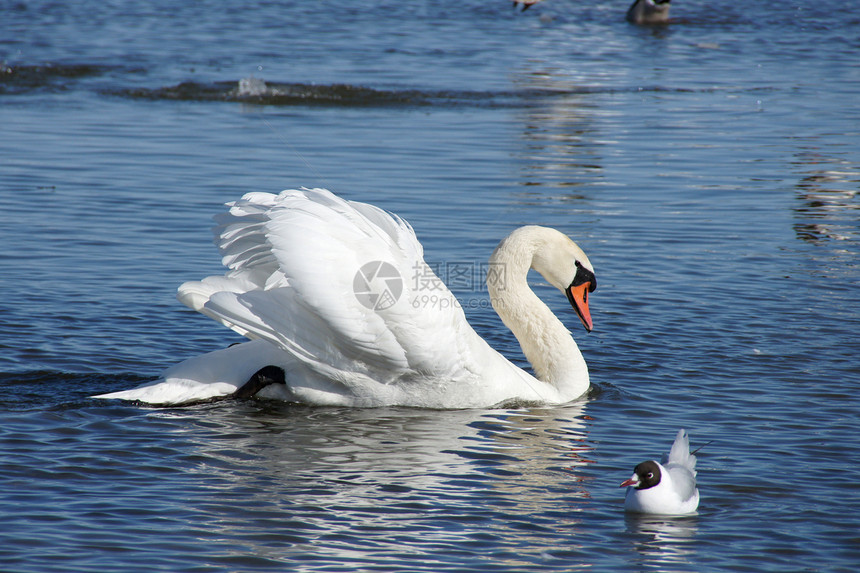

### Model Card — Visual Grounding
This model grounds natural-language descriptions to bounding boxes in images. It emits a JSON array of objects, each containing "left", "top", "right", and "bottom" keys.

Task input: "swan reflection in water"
[{"left": 149, "top": 402, "right": 595, "bottom": 568}]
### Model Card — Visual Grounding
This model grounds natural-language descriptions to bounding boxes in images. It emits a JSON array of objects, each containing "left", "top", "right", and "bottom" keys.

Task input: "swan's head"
[
  {"left": 500, "top": 226, "right": 597, "bottom": 332},
  {"left": 532, "top": 228, "right": 596, "bottom": 332}
]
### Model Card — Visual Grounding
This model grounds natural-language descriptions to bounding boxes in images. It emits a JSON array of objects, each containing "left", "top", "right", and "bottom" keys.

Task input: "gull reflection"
[{"left": 625, "top": 512, "right": 699, "bottom": 571}]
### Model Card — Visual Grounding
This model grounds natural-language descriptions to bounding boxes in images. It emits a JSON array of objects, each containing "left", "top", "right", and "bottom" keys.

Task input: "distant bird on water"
[
  {"left": 512, "top": 0, "right": 543, "bottom": 9},
  {"left": 513, "top": 0, "right": 672, "bottom": 25},
  {"left": 625, "top": 0, "right": 671, "bottom": 25},
  {"left": 620, "top": 429, "right": 700, "bottom": 515}
]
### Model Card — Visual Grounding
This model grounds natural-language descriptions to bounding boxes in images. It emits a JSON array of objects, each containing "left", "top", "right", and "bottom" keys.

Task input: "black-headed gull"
[{"left": 620, "top": 429, "right": 700, "bottom": 515}]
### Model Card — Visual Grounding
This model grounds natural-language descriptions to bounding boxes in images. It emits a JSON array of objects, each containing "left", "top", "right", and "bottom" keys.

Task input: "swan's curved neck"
[{"left": 487, "top": 230, "right": 589, "bottom": 400}]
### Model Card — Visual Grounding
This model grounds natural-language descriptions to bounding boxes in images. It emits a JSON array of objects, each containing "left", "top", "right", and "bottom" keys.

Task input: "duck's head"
[{"left": 627, "top": 0, "right": 672, "bottom": 25}]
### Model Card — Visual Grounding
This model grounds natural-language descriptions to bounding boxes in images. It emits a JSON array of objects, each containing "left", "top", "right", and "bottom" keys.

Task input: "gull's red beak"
[{"left": 620, "top": 475, "right": 639, "bottom": 488}]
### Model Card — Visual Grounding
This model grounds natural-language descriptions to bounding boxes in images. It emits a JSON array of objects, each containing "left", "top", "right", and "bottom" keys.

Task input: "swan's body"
[
  {"left": 96, "top": 188, "right": 596, "bottom": 407},
  {"left": 621, "top": 429, "right": 700, "bottom": 515}
]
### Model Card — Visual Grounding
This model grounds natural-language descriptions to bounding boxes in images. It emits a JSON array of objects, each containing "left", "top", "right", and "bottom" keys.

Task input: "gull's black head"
[{"left": 632, "top": 460, "right": 662, "bottom": 490}]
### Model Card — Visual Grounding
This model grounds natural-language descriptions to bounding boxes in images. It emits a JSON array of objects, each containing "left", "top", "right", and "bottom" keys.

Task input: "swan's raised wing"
[{"left": 178, "top": 188, "right": 477, "bottom": 392}]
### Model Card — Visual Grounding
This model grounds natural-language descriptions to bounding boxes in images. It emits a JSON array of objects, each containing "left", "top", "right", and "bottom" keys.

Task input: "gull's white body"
[
  {"left": 623, "top": 429, "right": 700, "bottom": 515},
  {"left": 96, "top": 188, "right": 595, "bottom": 407}
]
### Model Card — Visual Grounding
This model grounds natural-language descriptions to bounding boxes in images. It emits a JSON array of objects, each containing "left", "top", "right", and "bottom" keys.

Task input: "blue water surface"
[{"left": 2, "top": 1, "right": 859, "bottom": 571}]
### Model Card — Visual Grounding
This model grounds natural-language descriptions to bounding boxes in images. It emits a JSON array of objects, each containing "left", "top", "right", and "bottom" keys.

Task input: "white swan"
[{"left": 95, "top": 188, "right": 597, "bottom": 407}]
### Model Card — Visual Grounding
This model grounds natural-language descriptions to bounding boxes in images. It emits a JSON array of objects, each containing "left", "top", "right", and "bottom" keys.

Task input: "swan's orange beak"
[{"left": 567, "top": 282, "right": 593, "bottom": 332}]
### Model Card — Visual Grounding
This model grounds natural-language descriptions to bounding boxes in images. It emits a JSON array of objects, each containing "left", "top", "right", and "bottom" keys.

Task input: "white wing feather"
[
  {"left": 95, "top": 188, "right": 565, "bottom": 407},
  {"left": 177, "top": 188, "right": 477, "bottom": 396},
  {"left": 663, "top": 428, "right": 698, "bottom": 503}
]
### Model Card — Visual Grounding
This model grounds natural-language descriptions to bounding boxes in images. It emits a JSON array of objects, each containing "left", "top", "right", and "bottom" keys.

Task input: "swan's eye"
[{"left": 572, "top": 261, "right": 596, "bottom": 292}]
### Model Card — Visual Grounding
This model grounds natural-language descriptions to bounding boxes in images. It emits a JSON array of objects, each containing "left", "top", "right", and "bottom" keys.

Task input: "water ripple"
[{"left": 99, "top": 76, "right": 778, "bottom": 109}]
